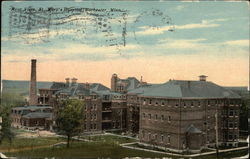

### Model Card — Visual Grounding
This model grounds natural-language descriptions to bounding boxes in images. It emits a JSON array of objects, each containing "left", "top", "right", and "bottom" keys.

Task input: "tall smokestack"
[{"left": 29, "top": 59, "right": 38, "bottom": 105}]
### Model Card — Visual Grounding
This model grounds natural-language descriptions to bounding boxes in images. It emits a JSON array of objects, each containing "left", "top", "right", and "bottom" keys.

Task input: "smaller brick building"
[{"left": 11, "top": 105, "right": 52, "bottom": 129}]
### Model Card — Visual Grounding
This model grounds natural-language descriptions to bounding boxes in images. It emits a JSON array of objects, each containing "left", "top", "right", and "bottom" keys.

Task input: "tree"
[
  {"left": 56, "top": 99, "right": 84, "bottom": 148},
  {"left": 0, "top": 92, "right": 25, "bottom": 145},
  {"left": 0, "top": 105, "right": 15, "bottom": 145}
]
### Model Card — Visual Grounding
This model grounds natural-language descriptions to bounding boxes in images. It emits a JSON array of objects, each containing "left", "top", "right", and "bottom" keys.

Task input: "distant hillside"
[{"left": 2, "top": 80, "right": 53, "bottom": 96}]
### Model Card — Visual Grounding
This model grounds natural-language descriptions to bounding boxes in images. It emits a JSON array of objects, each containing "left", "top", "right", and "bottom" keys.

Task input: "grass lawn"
[
  {"left": 81, "top": 134, "right": 136, "bottom": 144},
  {"left": 4, "top": 134, "right": 248, "bottom": 159},
  {"left": 6, "top": 141, "right": 248, "bottom": 159},
  {"left": 0, "top": 137, "right": 66, "bottom": 150},
  {"left": 7, "top": 142, "right": 170, "bottom": 158}
]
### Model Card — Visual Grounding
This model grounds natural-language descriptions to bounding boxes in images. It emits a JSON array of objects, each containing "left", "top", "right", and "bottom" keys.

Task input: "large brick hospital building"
[{"left": 11, "top": 59, "right": 243, "bottom": 152}]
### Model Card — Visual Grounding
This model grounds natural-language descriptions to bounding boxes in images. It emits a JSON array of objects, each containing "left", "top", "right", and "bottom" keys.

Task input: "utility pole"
[
  {"left": 120, "top": 108, "right": 123, "bottom": 130},
  {"left": 215, "top": 109, "right": 219, "bottom": 159}
]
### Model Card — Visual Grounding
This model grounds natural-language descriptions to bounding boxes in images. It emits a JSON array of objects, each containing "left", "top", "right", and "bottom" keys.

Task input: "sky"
[{"left": 1, "top": 1, "right": 249, "bottom": 88}]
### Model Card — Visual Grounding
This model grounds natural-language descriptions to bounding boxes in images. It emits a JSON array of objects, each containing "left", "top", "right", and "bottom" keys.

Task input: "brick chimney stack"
[{"left": 29, "top": 59, "right": 38, "bottom": 105}]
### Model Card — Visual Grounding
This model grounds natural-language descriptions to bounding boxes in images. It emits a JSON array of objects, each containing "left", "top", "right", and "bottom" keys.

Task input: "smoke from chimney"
[{"left": 29, "top": 59, "right": 38, "bottom": 105}]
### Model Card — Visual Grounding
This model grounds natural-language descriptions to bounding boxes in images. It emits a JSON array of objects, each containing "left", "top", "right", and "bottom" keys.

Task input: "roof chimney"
[
  {"left": 199, "top": 75, "right": 207, "bottom": 81},
  {"left": 71, "top": 78, "right": 78, "bottom": 86},
  {"left": 85, "top": 82, "right": 90, "bottom": 89},
  {"left": 29, "top": 59, "right": 38, "bottom": 105},
  {"left": 65, "top": 78, "right": 70, "bottom": 87}
]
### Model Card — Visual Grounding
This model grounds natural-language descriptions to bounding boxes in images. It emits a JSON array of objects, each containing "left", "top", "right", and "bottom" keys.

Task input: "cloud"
[
  {"left": 224, "top": 40, "right": 249, "bottom": 47},
  {"left": 175, "top": 21, "right": 220, "bottom": 30},
  {"left": 2, "top": 42, "right": 141, "bottom": 63},
  {"left": 158, "top": 38, "right": 207, "bottom": 49},
  {"left": 135, "top": 18, "right": 223, "bottom": 36},
  {"left": 136, "top": 27, "right": 169, "bottom": 35}
]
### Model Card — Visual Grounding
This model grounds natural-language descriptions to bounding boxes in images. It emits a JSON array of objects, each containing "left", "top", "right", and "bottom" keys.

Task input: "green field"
[
  {"left": 4, "top": 134, "right": 248, "bottom": 159},
  {"left": 0, "top": 137, "right": 66, "bottom": 150}
]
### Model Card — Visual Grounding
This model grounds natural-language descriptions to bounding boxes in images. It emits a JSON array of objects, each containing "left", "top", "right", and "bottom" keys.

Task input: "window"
[
  {"left": 148, "top": 133, "right": 151, "bottom": 140},
  {"left": 103, "top": 95, "right": 109, "bottom": 100},
  {"left": 161, "top": 115, "right": 164, "bottom": 121},
  {"left": 234, "top": 135, "right": 237, "bottom": 140},
  {"left": 149, "top": 114, "right": 151, "bottom": 119},
  {"left": 208, "top": 101, "right": 210, "bottom": 105},
  {"left": 191, "top": 101, "right": 194, "bottom": 106},
  {"left": 149, "top": 99, "right": 152, "bottom": 105},
  {"left": 143, "top": 99, "right": 146, "bottom": 105},
  {"left": 234, "top": 122, "right": 238, "bottom": 128},
  {"left": 229, "top": 122, "right": 234, "bottom": 128},
  {"left": 155, "top": 101, "right": 158, "bottom": 105},
  {"left": 228, "top": 134, "right": 233, "bottom": 140},
  {"left": 143, "top": 113, "right": 146, "bottom": 118},
  {"left": 161, "top": 101, "right": 165, "bottom": 106},
  {"left": 155, "top": 114, "right": 158, "bottom": 120},
  {"left": 168, "top": 135, "right": 170, "bottom": 144},
  {"left": 161, "top": 135, "right": 164, "bottom": 142},
  {"left": 183, "top": 102, "right": 186, "bottom": 106},
  {"left": 198, "top": 101, "right": 201, "bottom": 107},
  {"left": 168, "top": 116, "right": 171, "bottom": 122},
  {"left": 229, "top": 109, "right": 234, "bottom": 116},
  {"left": 234, "top": 110, "right": 238, "bottom": 116},
  {"left": 175, "top": 103, "right": 179, "bottom": 107},
  {"left": 154, "top": 134, "right": 158, "bottom": 140}
]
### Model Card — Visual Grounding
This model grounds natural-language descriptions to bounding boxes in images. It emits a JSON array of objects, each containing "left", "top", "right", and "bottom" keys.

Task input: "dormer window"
[
  {"left": 161, "top": 101, "right": 165, "bottom": 106},
  {"left": 191, "top": 101, "right": 194, "bottom": 106}
]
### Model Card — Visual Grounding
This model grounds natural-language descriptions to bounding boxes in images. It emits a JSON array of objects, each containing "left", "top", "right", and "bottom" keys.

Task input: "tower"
[
  {"left": 29, "top": 59, "right": 38, "bottom": 105},
  {"left": 111, "top": 73, "right": 118, "bottom": 91}
]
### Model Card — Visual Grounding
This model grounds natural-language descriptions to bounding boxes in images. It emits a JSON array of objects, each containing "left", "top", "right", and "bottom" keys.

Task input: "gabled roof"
[
  {"left": 90, "top": 83, "right": 110, "bottom": 91},
  {"left": 126, "top": 77, "right": 140, "bottom": 90},
  {"left": 50, "top": 82, "right": 67, "bottom": 90},
  {"left": 128, "top": 84, "right": 160, "bottom": 95},
  {"left": 55, "top": 83, "right": 90, "bottom": 96},
  {"left": 139, "top": 80, "right": 241, "bottom": 99}
]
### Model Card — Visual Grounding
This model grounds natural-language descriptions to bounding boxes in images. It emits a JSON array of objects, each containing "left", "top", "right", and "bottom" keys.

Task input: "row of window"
[
  {"left": 84, "top": 114, "right": 97, "bottom": 120},
  {"left": 141, "top": 131, "right": 171, "bottom": 144},
  {"left": 142, "top": 113, "right": 171, "bottom": 122},
  {"left": 141, "top": 99, "right": 240, "bottom": 107},
  {"left": 227, "top": 122, "right": 238, "bottom": 129},
  {"left": 85, "top": 104, "right": 98, "bottom": 111},
  {"left": 113, "top": 95, "right": 127, "bottom": 99},
  {"left": 84, "top": 123, "right": 97, "bottom": 130}
]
